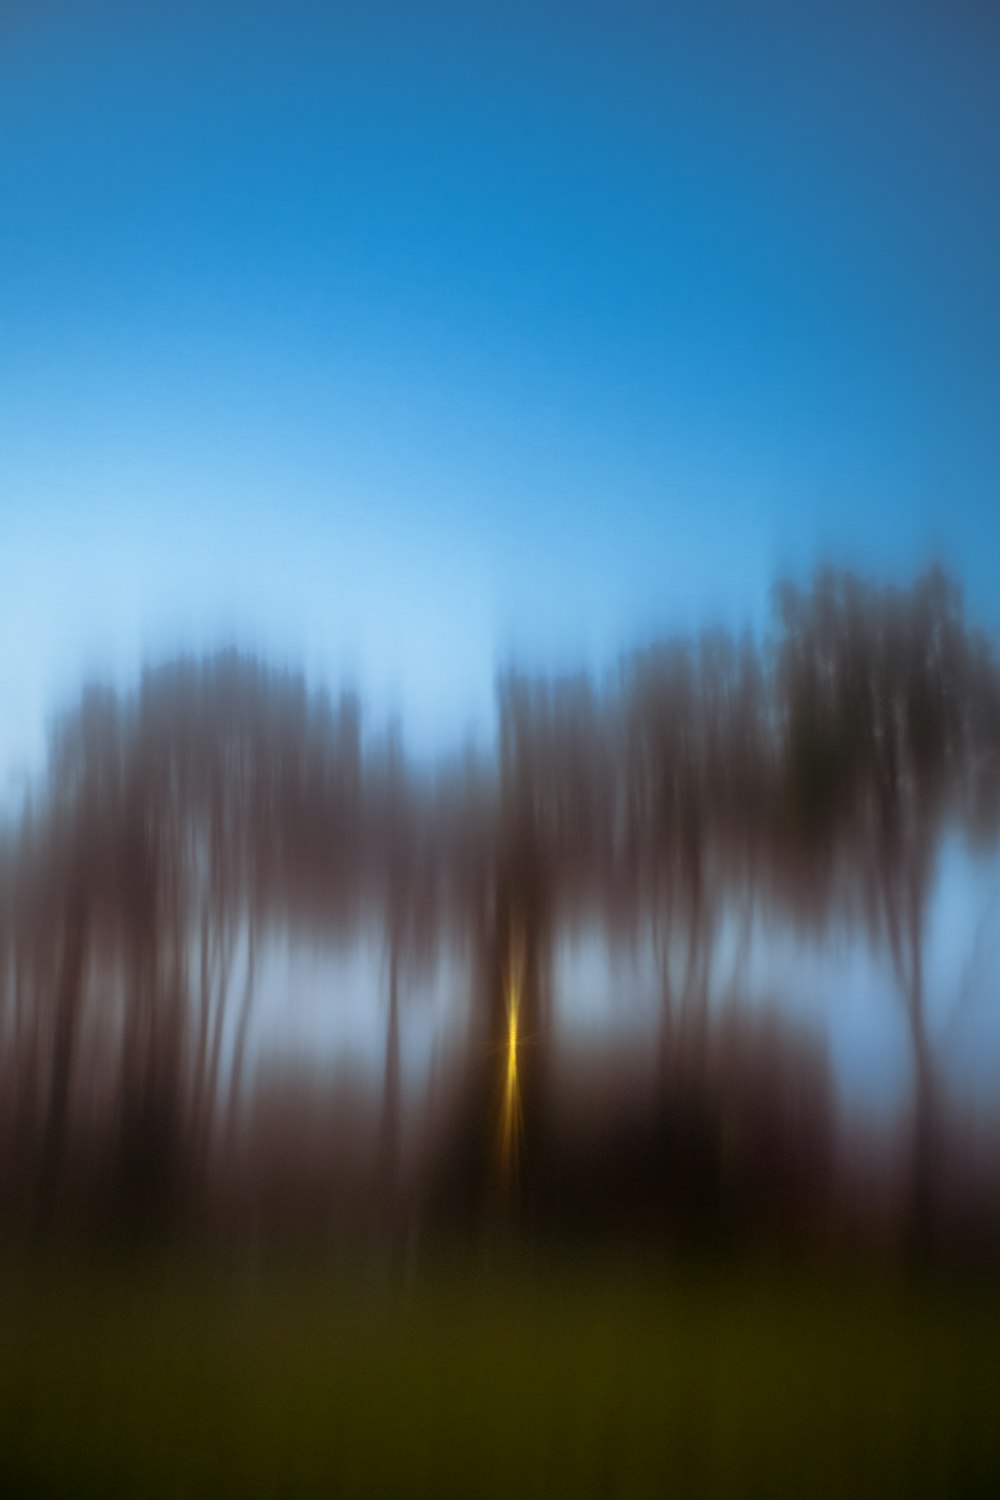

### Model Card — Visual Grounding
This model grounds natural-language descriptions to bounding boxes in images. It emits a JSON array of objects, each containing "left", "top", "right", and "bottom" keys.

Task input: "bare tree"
[{"left": 773, "top": 567, "right": 973, "bottom": 1248}]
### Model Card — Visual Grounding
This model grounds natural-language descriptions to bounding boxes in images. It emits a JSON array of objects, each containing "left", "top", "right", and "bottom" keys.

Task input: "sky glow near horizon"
[{"left": 3, "top": 1, "right": 1000, "bottom": 1105}]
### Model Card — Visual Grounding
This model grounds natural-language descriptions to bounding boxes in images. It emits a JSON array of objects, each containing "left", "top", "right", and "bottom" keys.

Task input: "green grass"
[{"left": 1, "top": 1251, "right": 998, "bottom": 1497}]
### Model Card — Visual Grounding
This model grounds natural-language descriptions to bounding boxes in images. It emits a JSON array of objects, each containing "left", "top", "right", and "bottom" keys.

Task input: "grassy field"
[{"left": 1, "top": 1251, "right": 998, "bottom": 1497}]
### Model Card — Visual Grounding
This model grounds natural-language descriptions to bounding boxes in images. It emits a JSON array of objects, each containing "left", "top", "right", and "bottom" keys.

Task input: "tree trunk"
[
  {"left": 654, "top": 890, "right": 675, "bottom": 1081},
  {"left": 37, "top": 888, "right": 88, "bottom": 1230},
  {"left": 377, "top": 936, "right": 401, "bottom": 1209},
  {"left": 190, "top": 902, "right": 214, "bottom": 1147},
  {"left": 905, "top": 884, "right": 936, "bottom": 1259},
  {"left": 886, "top": 864, "right": 937, "bottom": 1259},
  {"left": 203, "top": 910, "right": 237, "bottom": 1154},
  {"left": 225, "top": 912, "right": 257, "bottom": 1156}
]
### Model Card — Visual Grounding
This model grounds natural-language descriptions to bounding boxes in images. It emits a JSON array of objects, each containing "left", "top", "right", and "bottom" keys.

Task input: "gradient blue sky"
[{"left": 2, "top": 0, "right": 1000, "bottom": 781}]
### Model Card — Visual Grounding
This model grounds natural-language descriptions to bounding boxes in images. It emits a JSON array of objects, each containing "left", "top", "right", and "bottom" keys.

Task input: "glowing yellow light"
[
  {"left": 506, "top": 999, "right": 519, "bottom": 1094},
  {"left": 499, "top": 924, "right": 524, "bottom": 1179}
]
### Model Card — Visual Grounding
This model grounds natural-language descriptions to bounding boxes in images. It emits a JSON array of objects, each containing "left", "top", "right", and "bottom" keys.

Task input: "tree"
[
  {"left": 366, "top": 724, "right": 441, "bottom": 1214},
  {"left": 773, "top": 566, "right": 973, "bottom": 1248}
]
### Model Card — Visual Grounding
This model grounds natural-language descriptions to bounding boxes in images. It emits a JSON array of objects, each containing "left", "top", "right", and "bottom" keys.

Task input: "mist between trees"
[{"left": 2, "top": 564, "right": 1000, "bottom": 1260}]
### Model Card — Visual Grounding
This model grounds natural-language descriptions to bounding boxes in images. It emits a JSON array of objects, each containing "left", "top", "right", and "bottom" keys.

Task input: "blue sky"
[{"left": 2, "top": 0, "right": 1000, "bottom": 780}]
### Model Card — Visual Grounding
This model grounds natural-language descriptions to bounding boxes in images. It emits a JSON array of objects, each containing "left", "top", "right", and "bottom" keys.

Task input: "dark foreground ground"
[{"left": 1, "top": 1249, "right": 998, "bottom": 1498}]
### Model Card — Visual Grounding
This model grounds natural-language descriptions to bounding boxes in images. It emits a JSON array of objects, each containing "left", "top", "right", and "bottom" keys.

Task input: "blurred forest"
[{"left": 2, "top": 564, "right": 1000, "bottom": 1261}]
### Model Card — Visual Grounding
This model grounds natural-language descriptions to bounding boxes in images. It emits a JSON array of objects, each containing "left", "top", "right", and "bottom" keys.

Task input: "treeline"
[{"left": 1, "top": 565, "right": 999, "bottom": 1253}]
